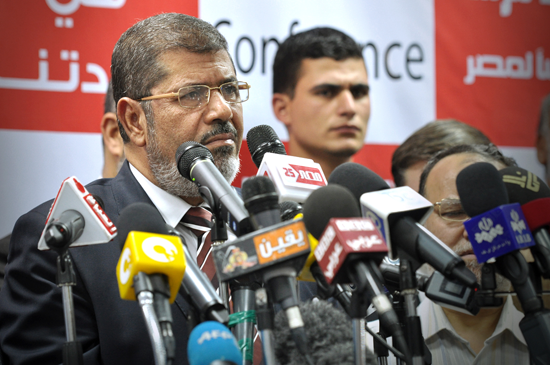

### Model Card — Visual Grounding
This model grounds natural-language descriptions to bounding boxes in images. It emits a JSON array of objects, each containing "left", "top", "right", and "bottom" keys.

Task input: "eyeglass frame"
[
  {"left": 433, "top": 198, "right": 470, "bottom": 223},
  {"left": 136, "top": 81, "right": 251, "bottom": 108}
]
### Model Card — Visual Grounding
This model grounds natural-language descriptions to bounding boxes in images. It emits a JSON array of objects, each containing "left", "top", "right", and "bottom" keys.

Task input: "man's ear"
[
  {"left": 100, "top": 112, "right": 124, "bottom": 158},
  {"left": 272, "top": 93, "right": 293, "bottom": 128},
  {"left": 117, "top": 97, "right": 148, "bottom": 147},
  {"left": 537, "top": 134, "right": 548, "bottom": 165}
]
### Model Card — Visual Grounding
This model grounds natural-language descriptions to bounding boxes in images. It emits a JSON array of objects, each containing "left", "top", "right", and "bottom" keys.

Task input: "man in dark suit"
[{"left": 0, "top": 13, "right": 247, "bottom": 365}]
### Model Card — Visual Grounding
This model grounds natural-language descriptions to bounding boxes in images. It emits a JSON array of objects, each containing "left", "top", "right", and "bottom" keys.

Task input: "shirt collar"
[{"left": 129, "top": 163, "right": 206, "bottom": 228}]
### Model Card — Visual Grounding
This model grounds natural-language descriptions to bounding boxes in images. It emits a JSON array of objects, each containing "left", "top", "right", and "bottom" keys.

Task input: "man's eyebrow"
[
  {"left": 176, "top": 76, "right": 238, "bottom": 88},
  {"left": 310, "top": 83, "right": 342, "bottom": 91}
]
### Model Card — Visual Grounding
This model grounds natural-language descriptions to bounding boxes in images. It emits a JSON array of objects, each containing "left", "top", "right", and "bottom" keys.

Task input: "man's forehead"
[
  {"left": 298, "top": 57, "right": 368, "bottom": 83},
  {"left": 156, "top": 49, "right": 235, "bottom": 85},
  {"left": 425, "top": 153, "right": 494, "bottom": 200}
]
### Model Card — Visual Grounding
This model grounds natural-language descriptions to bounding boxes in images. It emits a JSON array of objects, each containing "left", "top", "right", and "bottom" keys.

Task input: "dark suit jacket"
[{"left": 0, "top": 162, "right": 194, "bottom": 365}]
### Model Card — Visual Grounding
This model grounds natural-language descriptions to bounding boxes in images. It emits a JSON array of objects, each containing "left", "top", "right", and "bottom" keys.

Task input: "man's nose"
[
  {"left": 205, "top": 89, "right": 233, "bottom": 124},
  {"left": 337, "top": 89, "right": 357, "bottom": 118}
]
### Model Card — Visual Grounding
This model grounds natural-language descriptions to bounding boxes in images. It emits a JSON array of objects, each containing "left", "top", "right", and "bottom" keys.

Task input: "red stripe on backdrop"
[
  {"left": 234, "top": 141, "right": 397, "bottom": 187},
  {"left": 435, "top": 1, "right": 550, "bottom": 147},
  {"left": 0, "top": 1, "right": 198, "bottom": 133}
]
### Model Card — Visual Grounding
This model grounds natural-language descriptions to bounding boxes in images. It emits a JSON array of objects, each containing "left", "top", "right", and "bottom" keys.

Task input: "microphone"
[
  {"left": 115, "top": 203, "right": 187, "bottom": 364},
  {"left": 279, "top": 201, "right": 303, "bottom": 222},
  {"left": 457, "top": 162, "right": 550, "bottom": 365},
  {"left": 213, "top": 176, "right": 313, "bottom": 363},
  {"left": 176, "top": 141, "right": 252, "bottom": 236},
  {"left": 278, "top": 200, "right": 353, "bottom": 312},
  {"left": 273, "top": 300, "right": 377, "bottom": 365},
  {"left": 500, "top": 166, "right": 550, "bottom": 278},
  {"left": 187, "top": 321, "right": 243, "bottom": 365},
  {"left": 240, "top": 176, "right": 312, "bottom": 363},
  {"left": 38, "top": 176, "right": 117, "bottom": 250},
  {"left": 457, "top": 163, "right": 539, "bottom": 311},
  {"left": 330, "top": 162, "right": 477, "bottom": 287},
  {"left": 247, "top": 124, "right": 287, "bottom": 167},
  {"left": 247, "top": 125, "right": 327, "bottom": 203},
  {"left": 302, "top": 184, "right": 411, "bottom": 363},
  {"left": 379, "top": 260, "right": 480, "bottom": 315},
  {"left": 117, "top": 202, "right": 229, "bottom": 325}
]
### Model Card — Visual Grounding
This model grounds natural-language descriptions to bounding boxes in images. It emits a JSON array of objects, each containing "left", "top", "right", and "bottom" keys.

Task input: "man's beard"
[
  {"left": 421, "top": 239, "right": 511, "bottom": 292},
  {"left": 146, "top": 120, "right": 241, "bottom": 199}
]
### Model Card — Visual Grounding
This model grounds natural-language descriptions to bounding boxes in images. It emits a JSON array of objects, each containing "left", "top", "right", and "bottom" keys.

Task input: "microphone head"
[
  {"left": 456, "top": 162, "right": 509, "bottom": 217},
  {"left": 328, "top": 162, "right": 389, "bottom": 204},
  {"left": 187, "top": 321, "right": 243, "bottom": 365},
  {"left": 280, "top": 201, "right": 303, "bottom": 221},
  {"left": 176, "top": 141, "right": 214, "bottom": 180},
  {"left": 116, "top": 202, "right": 168, "bottom": 251},
  {"left": 499, "top": 166, "right": 550, "bottom": 204},
  {"left": 246, "top": 124, "right": 287, "bottom": 168},
  {"left": 242, "top": 175, "right": 279, "bottom": 215},
  {"left": 302, "top": 184, "right": 361, "bottom": 240},
  {"left": 273, "top": 300, "right": 375, "bottom": 365}
]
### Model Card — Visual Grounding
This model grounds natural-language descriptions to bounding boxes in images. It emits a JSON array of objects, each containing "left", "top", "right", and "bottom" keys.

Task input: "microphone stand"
[
  {"left": 397, "top": 257, "right": 430, "bottom": 365},
  {"left": 134, "top": 272, "right": 166, "bottom": 365},
  {"left": 200, "top": 186, "right": 259, "bottom": 364},
  {"left": 255, "top": 287, "right": 277, "bottom": 365},
  {"left": 45, "top": 227, "right": 83, "bottom": 365},
  {"left": 56, "top": 251, "right": 84, "bottom": 365}
]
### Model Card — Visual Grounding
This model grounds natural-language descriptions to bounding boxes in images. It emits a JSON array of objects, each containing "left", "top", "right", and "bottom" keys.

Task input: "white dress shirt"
[
  {"left": 129, "top": 163, "right": 211, "bottom": 260},
  {"left": 418, "top": 296, "right": 529, "bottom": 365}
]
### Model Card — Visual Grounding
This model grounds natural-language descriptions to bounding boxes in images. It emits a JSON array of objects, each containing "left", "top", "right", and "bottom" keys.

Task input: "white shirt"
[
  {"left": 418, "top": 296, "right": 529, "bottom": 365},
  {"left": 129, "top": 163, "right": 210, "bottom": 260}
]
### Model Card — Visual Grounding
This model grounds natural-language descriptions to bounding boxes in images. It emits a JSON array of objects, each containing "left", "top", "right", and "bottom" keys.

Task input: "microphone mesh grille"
[{"left": 175, "top": 141, "right": 213, "bottom": 180}]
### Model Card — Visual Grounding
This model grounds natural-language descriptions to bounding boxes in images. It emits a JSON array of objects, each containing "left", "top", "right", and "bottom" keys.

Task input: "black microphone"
[
  {"left": 247, "top": 124, "right": 287, "bottom": 168},
  {"left": 329, "top": 162, "right": 477, "bottom": 288},
  {"left": 500, "top": 166, "right": 550, "bottom": 278},
  {"left": 241, "top": 176, "right": 312, "bottom": 364},
  {"left": 176, "top": 141, "right": 252, "bottom": 236},
  {"left": 118, "top": 202, "right": 229, "bottom": 325},
  {"left": 457, "top": 163, "right": 541, "bottom": 312},
  {"left": 302, "top": 184, "right": 411, "bottom": 364},
  {"left": 273, "top": 300, "right": 377, "bottom": 365},
  {"left": 457, "top": 162, "right": 550, "bottom": 365}
]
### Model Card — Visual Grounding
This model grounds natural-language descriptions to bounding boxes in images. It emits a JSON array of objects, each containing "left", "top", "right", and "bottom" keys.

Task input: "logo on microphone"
[
  {"left": 142, "top": 237, "right": 178, "bottom": 263},
  {"left": 197, "top": 329, "right": 235, "bottom": 344},
  {"left": 286, "top": 164, "right": 325, "bottom": 186},
  {"left": 510, "top": 210, "right": 526, "bottom": 233},
  {"left": 346, "top": 235, "right": 384, "bottom": 251},
  {"left": 254, "top": 221, "right": 309, "bottom": 264},
  {"left": 119, "top": 247, "right": 132, "bottom": 285},
  {"left": 475, "top": 217, "right": 504, "bottom": 244},
  {"left": 502, "top": 171, "right": 540, "bottom": 192},
  {"left": 323, "top": 242, "right": 343, "bottom": 280}
]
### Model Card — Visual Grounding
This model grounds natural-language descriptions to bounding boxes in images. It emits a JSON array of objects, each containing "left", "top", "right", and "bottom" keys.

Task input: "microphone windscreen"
[
  {"left": 280, "top": 201, "right": 303, "bottom": 222},
  {"left": 273, "top": 300, "right": 376, "bottom": 365},
  {"left": 328, "top": 162, "right": 389, "bottom": 204},
  {"left": 456, "top": 162, "right": 509, "bottom": 217},
  {"left": 187, "top": 321, "right": 243, "bottom": 365},
  {"left": 246, "top": 124, "right": 287, "bottom": 168},
  {"left": 116, "top": 202, "right": 168, "bottom": 250},
  {"left": 242, "top": 176, "right": 279, "bottom": 215},
  {"left": 499, "top": 166, "right": 550, "bottom": 204},
  {"left": 176, "top": 141, "right": 213, "bottom": 180},
  {"left": 302, "top": 184, "right": 361, "bottom": 240}
]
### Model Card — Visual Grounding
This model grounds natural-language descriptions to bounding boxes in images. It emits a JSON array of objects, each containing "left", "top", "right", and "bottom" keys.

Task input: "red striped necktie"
[{"left": 179, "top": 207, "right": 218, "bottom": 287}]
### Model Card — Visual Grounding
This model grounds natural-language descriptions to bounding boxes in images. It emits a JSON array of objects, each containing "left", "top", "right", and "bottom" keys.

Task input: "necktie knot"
[{"left": 180, "top": 207, "right": 212, "bottom": 239}]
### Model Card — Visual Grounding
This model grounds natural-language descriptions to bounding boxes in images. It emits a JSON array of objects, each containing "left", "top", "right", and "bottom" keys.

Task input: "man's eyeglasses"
[
  {"left": 434, "top": 198, "right": 469, "bottom": 222},
  {"left": 137, "top": 81, "right": 251, "bottom": 109}
]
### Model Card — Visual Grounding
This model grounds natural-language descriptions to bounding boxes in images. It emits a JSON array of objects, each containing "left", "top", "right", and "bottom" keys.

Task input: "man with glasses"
[
  {"left": 417, "top": 144, "right": 528, "bottom": 364},
  {"left": 0, "top": 13, "right": 249, "bottom": 365},
  {"left": 272, "top": 27, "right": 370, "bottom": 178}
]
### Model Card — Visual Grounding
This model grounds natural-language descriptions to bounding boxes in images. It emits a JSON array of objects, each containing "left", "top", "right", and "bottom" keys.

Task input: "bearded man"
[{"left": 0, "top": 13, "right": 248, "bottom": 365}]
